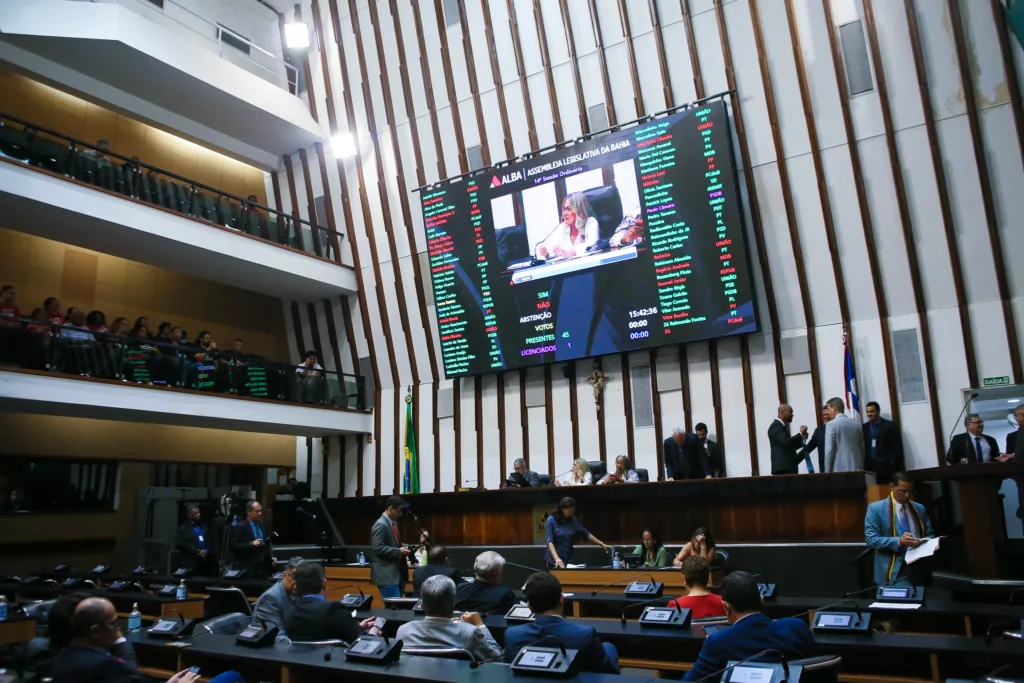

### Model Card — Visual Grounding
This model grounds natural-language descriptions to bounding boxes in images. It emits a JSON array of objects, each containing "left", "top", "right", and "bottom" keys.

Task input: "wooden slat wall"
[{"left": 270, "top": 0, "right": 1024, "bottom": 495}]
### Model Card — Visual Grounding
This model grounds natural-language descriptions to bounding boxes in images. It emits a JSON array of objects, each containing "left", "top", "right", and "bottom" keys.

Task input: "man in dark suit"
[
  {"left": 694, "top": 423, "right": 722, "bottom": 478},
  {"left": 174, "top": 505, "right": 218, "bottom": 576},
  {"left": 1009, "top": 429, "right": 1018, "bottom": 457},
  {"left": 412, "top": 545, "right": 463, "bottom": 596},
  {"left": 455, "top": 551, "right": 518, "bottom": 615},
  {"left": 664, "top": 428, "right": 711, "bottom": 481},
  {"left": 768, "top": 404, "right": 808, "bottom": 475},
  {"left": 863, "top": 401, "right": 904, "bottom": 483},
  {"left": 284, "top": 562, "right": 380, "bottom": 643},
  {"left": 684, "top": 571, "right": 814, "bottom": 681},
  {"left": 229, "top": 500, "right": 275, "bottom": 578},
  {"left": 947, "top": 414, "right": 1002, "bottom": 465},
  {"left": 508, "top": 458, "right": 540, "bottom": 487},
  {"left": 504, "top": 572, "right": 618, "bottom": 674},
  {"left": 800, "top": 404, "right": 829, "bottom": 473},
  {"left": 371, "top": 495, "right": 410, "bottom": 599}
]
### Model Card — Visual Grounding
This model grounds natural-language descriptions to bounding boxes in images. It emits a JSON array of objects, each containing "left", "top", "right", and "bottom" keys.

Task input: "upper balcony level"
[
  {"left": 0, "top": 0, "right": 323, "bottom": 168},
  {"left": 0, "top": 112, "right": 357, "bottom": 301},
  {"left": 0, "top": 317, "right": 371, "bottom": 436}
]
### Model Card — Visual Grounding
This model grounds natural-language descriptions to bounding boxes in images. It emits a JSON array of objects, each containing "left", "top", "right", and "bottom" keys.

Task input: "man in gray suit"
[
  {"left": 371, "top": 495, "right": 411, "bottom": 599},
  {"left": 824, "top": 397, "right": 865, "bottom": 473},
  {"left": 396, "top": 575, "right": 502, "bottom": 662},
  {"left": 252, "top": 556, "right": 303, "bottom": 637}
]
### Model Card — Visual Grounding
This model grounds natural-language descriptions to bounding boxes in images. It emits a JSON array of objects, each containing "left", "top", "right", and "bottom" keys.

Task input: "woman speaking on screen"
[{"left": 536, "top": 192, "right": 598, "bottom": 260}]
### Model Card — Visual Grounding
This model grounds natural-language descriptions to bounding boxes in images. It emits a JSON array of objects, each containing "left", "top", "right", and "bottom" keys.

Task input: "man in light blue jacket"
[
  {"left": 824, "top": 397, "right": 865, "bottom": 472},
  {"left": 252, "top": 557, "right": 303, "bottom": 636},
  {"left": 865, "top": 473, "right": 934, "bottom": 586}
]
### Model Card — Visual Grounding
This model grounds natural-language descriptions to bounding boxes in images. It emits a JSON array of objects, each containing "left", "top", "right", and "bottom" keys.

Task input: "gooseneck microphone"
[
  {"left": 842, "top": 585, "right": 879, "bottom": 599},
  {"left": 470, "top": 650, "right": 507, "bottom": 669},
  {"left": 323, "top": 640, "right": 352, "bottom": 661},
  {"left": 326, "top": 584, "right": 366, "bottom": 598},
  {"left": 790, "top": 598, "right": 865, "bottom": 626},
  {"left": 590, "top": 573, "right": 657, "bottom": 596},
  {"left": 184, "top": 615, "right": 252, "bottom": 640},
  {"left": 694, "top": 648, "right": 790, "bottom": 683},
  {"left": 503, "top": 561, "right": 546, "bottom": 573},
  {"left": 620, "top": 595, "right": 678, "bottom": 625},
  {"left": 947, "top": 391, "right": 979, "bottom": 461},
  {"left": 295, "top": 507, "right": 316, "bottom": 519}
]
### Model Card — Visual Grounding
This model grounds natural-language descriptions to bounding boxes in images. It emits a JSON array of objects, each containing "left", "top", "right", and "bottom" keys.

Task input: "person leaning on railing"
[{"left": 295, "top": 350, "right": 324, "bottom": 404}]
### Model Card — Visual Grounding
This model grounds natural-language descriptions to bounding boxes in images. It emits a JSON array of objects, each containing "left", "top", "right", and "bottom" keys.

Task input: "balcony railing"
[
  {"left": 0, "top": 113, "right": 343, "bottom": 263},
  {"left": 78, "top": 0, "right": 300, "bottom": 94},
  {"left": 0, "top": 318, "right": 365, "bottom": 410}
]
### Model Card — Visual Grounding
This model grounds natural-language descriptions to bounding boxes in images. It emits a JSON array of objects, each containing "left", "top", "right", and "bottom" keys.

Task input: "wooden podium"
[{"left": 908, "top": 461, "right": 1024, "bottom": 578}]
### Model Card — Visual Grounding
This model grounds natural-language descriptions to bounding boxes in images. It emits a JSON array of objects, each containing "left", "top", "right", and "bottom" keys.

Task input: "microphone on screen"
[{"left": 593, "top": 573, "right": 655, "bottom": 593}]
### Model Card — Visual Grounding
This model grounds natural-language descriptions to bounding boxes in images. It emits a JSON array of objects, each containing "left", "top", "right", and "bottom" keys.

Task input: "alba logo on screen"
[{"left": 490, "top": 175, "right": 501, "bottom": 188}]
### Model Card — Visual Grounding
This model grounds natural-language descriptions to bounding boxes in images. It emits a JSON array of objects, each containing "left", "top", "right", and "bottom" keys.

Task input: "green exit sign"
[{"left": 983, "top": 376, "right": 1012, "bottom": 387}]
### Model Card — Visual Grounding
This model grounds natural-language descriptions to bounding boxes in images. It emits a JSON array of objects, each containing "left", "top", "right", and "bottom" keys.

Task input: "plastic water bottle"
[
  {"left": 358, "top": 552, "right": 366, "bottom": 566},
  {"left": 612, "top": 551, "right": 621, "bottom": 569},
  {"left": 0, "top": 595, "right": 7, "bottom": 622},
  {"left": 176, "top": 579, "right": 187, "bottom": 601},
  {"left": 128, "top": 603, "right": 142, "bottom": 631}
]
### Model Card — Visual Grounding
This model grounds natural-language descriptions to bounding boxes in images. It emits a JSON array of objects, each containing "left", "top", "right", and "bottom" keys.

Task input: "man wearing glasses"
[
  {"left": 865, "top": 472, "right": 935, "bottom": 586},
  {"left": 946, "top": 414, "right": 1002, "bottom": 465}
]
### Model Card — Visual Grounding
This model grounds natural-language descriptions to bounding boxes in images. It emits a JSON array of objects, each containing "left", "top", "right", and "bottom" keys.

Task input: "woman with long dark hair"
[
  {"left": 543, "top": 496, "right": 610, "bottom": 569},
  {"left": 672, "top": 526, "right": 717, "bottom": 568}
]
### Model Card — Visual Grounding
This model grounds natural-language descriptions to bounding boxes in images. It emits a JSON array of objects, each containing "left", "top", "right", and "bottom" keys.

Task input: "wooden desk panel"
[
  {"left": 321, "top": 473, "right": 872, "bottom": 547},
  {"left": 0, "top": 617, "right": 36, "bottom": 644}
]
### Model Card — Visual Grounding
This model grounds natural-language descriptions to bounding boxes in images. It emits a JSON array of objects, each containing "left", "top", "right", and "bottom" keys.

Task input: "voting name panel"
[{"left": 421, "top": 101, "right": 758, "bottom": 378}]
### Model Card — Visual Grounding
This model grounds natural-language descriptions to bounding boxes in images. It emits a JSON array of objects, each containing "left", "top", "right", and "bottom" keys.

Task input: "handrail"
[
  {"left": 0, "top": 111, "right": 337, "bottom": 240},
  {"left": 84, "top": 0, "right": 299, "bottom": 93}
]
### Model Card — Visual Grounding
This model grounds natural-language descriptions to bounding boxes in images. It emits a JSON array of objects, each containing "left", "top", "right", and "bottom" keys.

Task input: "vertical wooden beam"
[
  {"left": 741, "top": 336, "right": 758, "bottom": 475},
  {"left": 293, "top": 4, "right": 319, "bottom": 124},
  {"left": 394, "top": 391, "right": 402, "bottom": 494},
  {"left": 311, "top": 0, "right": 337, "bottom": 133},
  {"left": 709, "top": 341, "right": 725, "bottom": 476},
  {"left": 506, "top": 0, "right": 539, "bottom": 150},
  {"left": 282, "top": 154, "right": 307, "bottom": 252},
  {"left": 321, "top": 298, "right": 346, "bottom": 390},
  {"left": 616, "top": 0, "right": 645, "bottom": 118},
  {"left": 621, "top": 354, "right": 635, "bottom": 465},
  {"left": 479, "top": 0, "right": 515, "bottom": 159},
  {"left": 596, "top": 358, "right": 608, "bottom": 467},
  {"left": 305, "top": 302, "right": 324, "bottom": 361},
  {"left": 568, "top": 362, "right": 580, "bottom": 462},
  {"left": 558, "top": 0, "right": 591, "bottom": 135},
  {"left": 544, "top": 364, "right": 555, "bottom": 477},
  {"left": 297, "top": 148, "right": 323, "bottom": 257},
  {"left": 650, "top": 348, "right": 664, "bottom": 480},
  {"left": 861, "top": 0, "right": 944, "bottom": 460},
  {"left": 990, "top": 0, "right": 1024, "bottom": 208},
  {"left": 322, "top": 437, "right": 330, "bottom": 497},
  {"left": 678, "top": 343, "right": 692, "bottom": 433},
  {"left": 681, "top": 0, "right": 705, "bottom": 101},
  {"left": 747, "top": 0, "right": 819, "bottom": 411},
  {"left": 475, "top": 375, "right": 483, "bottom": 488},
  {"left": 338, "top": 296, "right": 361, "bottom": 379},
  {"left": 289, "top": 302, "right": 307, "bottom": 354},
  {"left": 586, "top": 0, "right": 617, "bottom": 126},
  {"left": 520, "top": 368, "right": 530, "bottom": 467},
  {"left": 433, "top": 383, "right": 441, "bottom": 493},
  {"left": 356, "top": 432, "right": 364, "bottom": 498},
  {"left": 902, "top": 0, "right": 978, "bottom": 388},
  {"left": 946, "top": 0, "right": 1023, "bottom": 383},
  {"left": 373, "top": 393, "right": 382, "bottom": 495},
  {"left": 498, "top": 373, "right": 507, "bottom": 485},
  {"left": 338, "top": 435, "right": 346, "bottom": 497},
  {"left": 314, "top": 143, "right": 343, "bottom": 262},
  {"left": 454, "top": 377, "right": 463, "bottom": 489},
  {"left": 821, "top": 0, "right": 899, "bottom": 422},
  {"left": 533, "top": 0, "right": 564, "bottom": 142},
  {"left": 648, "top": 0, "right": 674, "bottom": 108},
  {"left": 410, "top": 0, "right": 448, "bottom": 179},
  {"left": 455, "top": 0, "right": 493, "bottom": 166},
  {"left": 431, "top": 0, "right": 469, "bottom": 173}
]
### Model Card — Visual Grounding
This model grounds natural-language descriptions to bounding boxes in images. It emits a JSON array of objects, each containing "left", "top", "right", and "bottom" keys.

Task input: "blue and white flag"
[{"left": 843, "top": 332, "right": 860, "bottom": 421}]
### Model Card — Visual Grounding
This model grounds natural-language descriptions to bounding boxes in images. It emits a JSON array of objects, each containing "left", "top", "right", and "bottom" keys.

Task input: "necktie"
[
  {"left": 974, "top": 437, "right": 983, "bottom": 463},
  {"left": 254, "top": 523, "right": 263, "bottom": 541},
  {"left": 391, "top": 521, "right": 400, "bottom": 544},
  {"left": 897, "top": 504, "right": 911, "bottom": 536}
]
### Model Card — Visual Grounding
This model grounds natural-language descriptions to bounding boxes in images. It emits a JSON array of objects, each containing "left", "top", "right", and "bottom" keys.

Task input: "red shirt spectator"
[
  {"left": 26, "top": 308, "right": 52, "bottom": 337},
  {"left": 86, "top": 310, "right": 108, "bottom": 334},
  {"left": 668, "top": 592, "right": 725, "bottom": 619},
  {"left": 666, "top": 555, "right": 726, "bottom": 619},
  {"left": 0, "top": 285, "right": 20, "bottom": 324},
  {"left": 44, "top": 297, "right": 62, "bottom": 325}
]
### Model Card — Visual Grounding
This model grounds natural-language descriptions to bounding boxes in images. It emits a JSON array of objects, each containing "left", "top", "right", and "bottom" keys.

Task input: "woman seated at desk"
[
  {"left": 535, "top": 193, "right": 598, "bottom": 260},
  {"left": 631, "top": 528, "right": 671, "bottom": 567},
  {"left": 668, "top": 556, "right": 725, "bottom": 618},
  {"left": 673, "top": 526, "right": 717, "bottom": 568},
  {"left": 555, "top": 458, "right": 592, "bottom": 486},
  {"left": 597, "top": 455, "right": 640, "bottom": 485}
]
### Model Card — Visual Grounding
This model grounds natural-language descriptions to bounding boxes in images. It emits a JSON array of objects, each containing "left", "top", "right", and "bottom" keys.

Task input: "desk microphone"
[
  {"left": 182, "top": 614, "right": 251, "bottom": 639},
  {"left": 620, "top": 595, "right": 678, "bottom": 625},
  {"left": 590, "top": 573, "right": 657, "bottom": 596},
  {"left": 323, "top": 640, "right": 351, "bottom": 661},
  {"left": 512, "top": 634, "right": 568, "bottom": 656},
  {"left": 790, "top": 599, "right": 865, "bottom": 626},
  {"left": 470, "top": 650, "right": 507, "bottom": 669},
  {"left": 400, "top": 504, "right": 419, "bottom": 523},
  {"left": 295, "top": 507, "right": 316, "bottom": 520},
  {"left": 327, "top": 584, "right": 366, "bottom": 599},
  {"left": 694, "top": 648, "right": 789, "bottom": 683},
  {"left": 842, "top": 585, "right": 878, "bottom": 599},
  {"left": 947, "top": 391, "right": 979, "bottom": 460},
  {"left": 984, "top": 618, "right": 1024, "bottom": 644}
]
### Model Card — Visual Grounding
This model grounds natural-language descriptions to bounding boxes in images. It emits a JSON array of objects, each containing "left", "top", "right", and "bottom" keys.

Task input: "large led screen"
[{"left": 420, "top": 100, "right": 758, "bottom": 378}]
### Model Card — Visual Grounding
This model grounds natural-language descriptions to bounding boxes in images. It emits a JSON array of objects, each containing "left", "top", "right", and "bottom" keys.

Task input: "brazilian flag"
[{"left": 402, "top": 393, "right": 419, "bottom": 494}]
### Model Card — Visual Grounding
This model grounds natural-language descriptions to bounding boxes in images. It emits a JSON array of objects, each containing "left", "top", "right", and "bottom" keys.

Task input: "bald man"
[
  {"left": 768, "top": 404, "right": 808, "bottom": 475},
  {"left": 50, "top": 598, "right": 233, "bottom": 682}
]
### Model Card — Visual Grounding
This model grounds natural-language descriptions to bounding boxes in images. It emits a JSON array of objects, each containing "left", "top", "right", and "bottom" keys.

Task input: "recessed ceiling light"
[
  {"left": 331, "top": 133, "right": 357, "bottom": 158},
  {"left": 284, "top": 22, "right": 310, "bottom": 50}
]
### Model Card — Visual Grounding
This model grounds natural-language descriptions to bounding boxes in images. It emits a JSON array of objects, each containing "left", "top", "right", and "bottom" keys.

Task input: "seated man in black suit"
[
  {"left": 454, "top": 551, "right": 518, "bottom": 615},
  {"left": 413, "top": 545, "right": 463, "bottom": 596},
  {"left": 284, "top": 562, "right": 380, "bottom": 643},
  {"left": 50, "top": 597, "right": 243, "bottom": 683}
]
